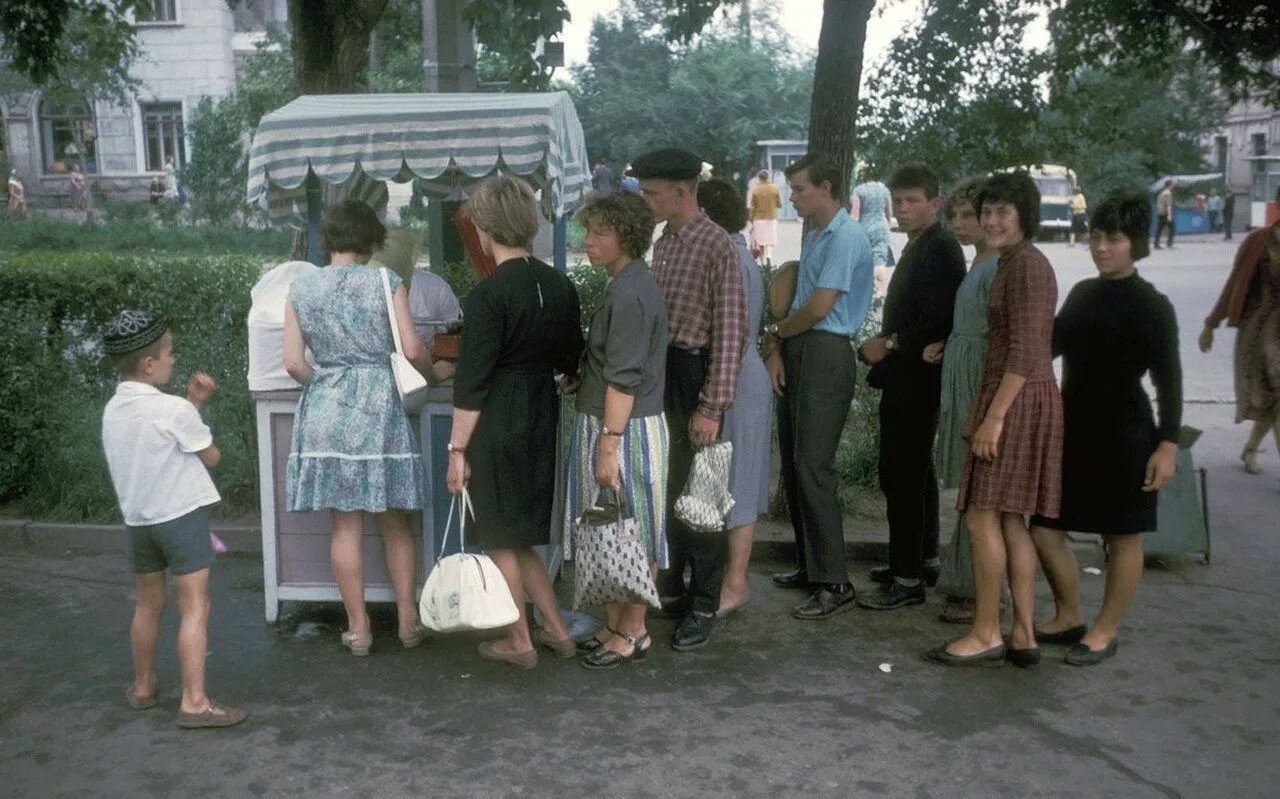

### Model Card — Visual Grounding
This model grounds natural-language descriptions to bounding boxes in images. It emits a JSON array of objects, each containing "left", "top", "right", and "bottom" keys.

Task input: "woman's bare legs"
[
  {"left": 1002, "top": 513, "right": 1038, "bottom": 651},
  {"left": 330, "top": 511, "right": 369, "bottom": 637},
  {"left": 1029, "top": 524, "right": 1084, "bottom": 634},
  {"left": 945, "top": 508, "right": 1006, "bottom": 655},
  {"left": 1079, "top": 535, "right": 1144, "bottom": 651},
  {"left": 487, "top": 548, "right": 534, "bottom": 654},
  {"left": 514, "top": 548, "right": 570, "bottom": 641},
  {"left": 719, "top": 524, "right": 756, "bottom": 614},
  {"left": 1242, "top": 417, "right": 1271, "bottom": 473},
  {"left": 374, "top": 511, "right": 420, "bottom": 636},
  {"left": 601, "top": 602, "right": 650, "bottom": 656}
]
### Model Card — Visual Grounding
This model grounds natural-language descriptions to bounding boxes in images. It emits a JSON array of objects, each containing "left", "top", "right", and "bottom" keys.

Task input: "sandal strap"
[{"left": 616, "top": 631, "right": 649, "bottom": 649}]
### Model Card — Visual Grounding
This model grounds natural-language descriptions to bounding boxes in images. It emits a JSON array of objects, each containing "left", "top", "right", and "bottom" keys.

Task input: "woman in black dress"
[
  {"left": 1028, "top": 191, "right": 1182, "bottom": 666},
  {"left": 445, "top": 175, "right": 585, "bottom": 669}
]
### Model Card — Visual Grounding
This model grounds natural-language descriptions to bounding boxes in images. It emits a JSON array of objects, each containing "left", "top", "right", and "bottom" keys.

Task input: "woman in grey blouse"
[{"left": 563, "top": 191, "right": 671, "bottom": 670}]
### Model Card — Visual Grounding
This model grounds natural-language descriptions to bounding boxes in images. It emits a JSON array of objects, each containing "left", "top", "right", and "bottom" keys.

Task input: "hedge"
[
  {"left": 0, "top": 252, "right": 263, "bottom": 521},
  {"left": 0, "top": 217, "right": 292, "bottom": 255}
]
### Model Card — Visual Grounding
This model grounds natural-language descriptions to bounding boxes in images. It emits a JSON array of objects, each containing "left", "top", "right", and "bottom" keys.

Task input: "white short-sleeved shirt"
[
  {"left": 101, "top": 381, "right": 221, "bottom": 526},
  {"left": 408, "top": 268, "right": 462, "bottom": 344}
]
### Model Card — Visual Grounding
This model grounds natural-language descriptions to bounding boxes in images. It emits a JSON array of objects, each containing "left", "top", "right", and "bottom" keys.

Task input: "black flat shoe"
[
  {"left": 856, "top": 580, "right": 926, "bottom": 610},
  {"left": 1064, "top": 638, "right": 1119, "bottom": 666},
  {"left": 581, "top": 632, "right": 651, "bottom": 670},
  {"left": 792, "top": 583, "right": 857, "bottom": 620},
  {"left": 671, "top": 611, "right": 715, "bottom": 651},
  {"left": 921, "top": 643, "right": 1006, "bottom": 667},
  {"left": 869, "top": 564, "right": 940, "bottom": 588},
  {"left": 575, "top": 627, "right": 618, "bottom": 655},
  {"left": 1034, "top": 624, "right": 1087, "bottom": 645},
  {"left": 1006, "top": 647, "right": 1041, "bottom": 668},
  {"left": 771, "top": 568, "right": 810, "bottom": 589}
]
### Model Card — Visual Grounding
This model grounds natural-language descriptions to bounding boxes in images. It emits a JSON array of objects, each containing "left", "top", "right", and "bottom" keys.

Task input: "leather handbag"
[
  {"left": 571, "top": 489, "right": 661, "bottom": 610},
  {"left": 419, "top": 487, "right": 521, "bottom": 633},
  {"left": 379, "top": 267, "right": 430, "bottom": 412},
  {"left": 674, "top": 441, "right": 735, "bottom": 533}
]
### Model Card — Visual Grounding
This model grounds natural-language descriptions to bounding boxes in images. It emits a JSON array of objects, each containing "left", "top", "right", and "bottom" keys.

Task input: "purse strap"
[
  {"left": 439, "top": 486, "right": 474, "bottom": 561},
  {"left": 379, "top": 267, "right": 407, "bottom": 358}
]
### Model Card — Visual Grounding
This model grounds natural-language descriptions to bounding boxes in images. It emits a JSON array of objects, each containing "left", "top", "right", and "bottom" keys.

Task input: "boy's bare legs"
[
  {"left": 374, "top": 510, "right": 419, "bottom": 637},
  {"left": 174, "top": 568, "right": 211, "bottom": 714},
  {"left": 131, "top": 572, "right": 166, "bottom": 701},
  {"left": 330, "top": 511, "right": 370, "bottom": 637}
]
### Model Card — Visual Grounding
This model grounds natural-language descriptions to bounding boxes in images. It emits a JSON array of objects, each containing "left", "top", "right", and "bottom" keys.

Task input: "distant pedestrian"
[
  {"left": 6, "top": 169, "right": 28, "bottom": 219},
  {"left": 620, "top": 164, "right": 640, "bottom": 194},
  {"left": 1200, "top": 214, "right": 1280, "bottom": 475},
  {"left": 748, "top": 169, "right": 782, "bottom": 265},
  {"left": 857, "top": 163, "right": 965, "bottom": 612},
  {"left": 149, "top": 176, "right": 166, "bottom": 205},
  {"left": 765, "top": 152, "right": 876, "bottom": 621},
  {"left": 100, "top": 310, "right": 246, "bottom": 728},
  {"left": 1222, "top": 188, "right": 1235, "bottom": 240},
  {"left": 1030, "top": 191, "right": 1182, "bottom": 666},
  {"left": 68, "top": 165, "right": 87, "bottom": 211},
  {"left": 1206, "top": 188, "right": 1222, "bottom": 233},
  {"left": 591, "top": 159, "right": 618, "bottom": 194},
  {"left": 1154, "top": 179, "right": 1174, "bottom": 249},
  {"left": 1068, "top": 185, "right": 1087, "bottom": 247},
  {"left": 850, "top": 167, "right": 893, "bottom": 298}
]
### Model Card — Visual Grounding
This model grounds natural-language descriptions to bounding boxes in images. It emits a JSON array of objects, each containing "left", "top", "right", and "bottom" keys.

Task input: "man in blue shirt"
[{"left": 763, "top": 151, "right": 875, "bottom": 620}]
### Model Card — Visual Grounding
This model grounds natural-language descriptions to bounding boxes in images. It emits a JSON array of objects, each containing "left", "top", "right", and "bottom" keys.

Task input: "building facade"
[
  {"left": 1205, "top": 95, "right": 1280, "bottom": 229},
  {"left": 0, "top": 0, "right": 286, "bottom": 207}
]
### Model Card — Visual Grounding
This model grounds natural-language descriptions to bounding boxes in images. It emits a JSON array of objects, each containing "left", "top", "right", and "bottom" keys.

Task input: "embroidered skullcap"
[
  {"left": 630, "top": 148, "right": 704, "bottom": 181},
  {"left": 103, "top": 309, "right": 167, "bottom": 355}
]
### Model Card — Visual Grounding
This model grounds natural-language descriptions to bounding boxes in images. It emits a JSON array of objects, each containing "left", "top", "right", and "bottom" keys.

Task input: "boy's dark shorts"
[{"left": 127, "top": 506, "right": 214, "bottom": 576}]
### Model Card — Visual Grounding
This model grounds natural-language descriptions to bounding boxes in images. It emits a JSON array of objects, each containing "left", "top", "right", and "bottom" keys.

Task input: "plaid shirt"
[{"left": 651, "top": 211, "right": 747, "bottom": 419}]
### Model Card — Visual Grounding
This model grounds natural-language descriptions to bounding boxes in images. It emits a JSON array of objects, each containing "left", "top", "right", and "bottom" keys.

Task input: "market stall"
[{"left": 245, "top": 92, "right": 590, "bottom": 622}]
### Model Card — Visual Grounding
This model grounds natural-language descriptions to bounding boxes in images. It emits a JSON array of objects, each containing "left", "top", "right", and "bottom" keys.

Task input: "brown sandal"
[{"left": 175, "top": 702, "right": 247, "bottom": 729}]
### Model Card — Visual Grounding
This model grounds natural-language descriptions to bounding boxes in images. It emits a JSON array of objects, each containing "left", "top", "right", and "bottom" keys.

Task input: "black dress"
[
  {"left": 1033, "top": 272, "right": 1182, "bottom": 534},
  {"left": 453, "top": 257, "right": 583, "bottom": 549}
]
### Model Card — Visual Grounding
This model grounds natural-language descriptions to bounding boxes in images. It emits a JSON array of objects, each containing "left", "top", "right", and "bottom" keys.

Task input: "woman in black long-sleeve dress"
[
  {"left": 1029, "top": 191, "right": 1183, "bottom": 666},
  {"left": 446, "top": 175, "right": 585, "bottom": 669}
]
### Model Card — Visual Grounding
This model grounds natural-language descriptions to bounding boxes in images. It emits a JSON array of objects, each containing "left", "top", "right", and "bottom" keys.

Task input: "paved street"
[
  {"left": 775, "top": 222, "right": 1242, "bottom": 403},
  {"left": 1, "top": 404, "right": 1277, "bottom": 798}
]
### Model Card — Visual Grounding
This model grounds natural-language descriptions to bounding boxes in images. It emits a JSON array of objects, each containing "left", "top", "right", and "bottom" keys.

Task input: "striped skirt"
[{"left": 561, "top": 411, "right": 670, "bottom": 568}]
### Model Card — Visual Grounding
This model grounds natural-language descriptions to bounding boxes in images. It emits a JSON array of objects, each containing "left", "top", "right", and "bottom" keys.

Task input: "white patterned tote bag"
[
  {"left": 674, "top": 441, "right": 735, "bottom": 533},
  {"left": 572, "top": 491, "right": 661, "bottom": 610}
]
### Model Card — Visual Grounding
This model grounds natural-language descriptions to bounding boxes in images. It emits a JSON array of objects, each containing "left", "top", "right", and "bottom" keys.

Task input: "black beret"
[
  {"left": 630, "top": 148, "right": 703, "bottom": 181},
  {"left": 104, "top": 309, "right": 167, "bottom": 356}
]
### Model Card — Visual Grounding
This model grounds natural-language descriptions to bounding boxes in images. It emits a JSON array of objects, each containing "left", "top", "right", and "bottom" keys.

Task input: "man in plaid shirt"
[{"left": 632, "top": 148, "right": 748, "bottom": 652}]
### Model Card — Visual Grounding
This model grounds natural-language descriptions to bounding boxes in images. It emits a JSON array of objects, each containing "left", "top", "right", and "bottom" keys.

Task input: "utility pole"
[{"left": 422, "top": 0, "right": 478, "bottom": 268}]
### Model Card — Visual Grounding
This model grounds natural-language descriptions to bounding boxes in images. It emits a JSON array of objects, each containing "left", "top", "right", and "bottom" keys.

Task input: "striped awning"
[{"left": 246, "top": 92, "right": 591, "bottom": 225}]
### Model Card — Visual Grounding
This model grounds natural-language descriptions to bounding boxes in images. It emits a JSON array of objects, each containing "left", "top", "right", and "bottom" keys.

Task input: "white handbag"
[
  {"left": 674, "top": 441, "right": 736, "bottom": 533},
  {"left": 418, "top": 487, "right": 520, "bottom": 633},
  {"left": 379, "top": 267, "right": 430, "bottom": 413}
]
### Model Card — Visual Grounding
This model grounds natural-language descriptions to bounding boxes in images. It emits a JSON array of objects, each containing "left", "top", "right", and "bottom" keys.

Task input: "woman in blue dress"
[
  {"left": 851, "top": 167, "right": 893, "bottom": 297},
  {"left": 283, "top": 201, "right": 431, "bottom": 657}
]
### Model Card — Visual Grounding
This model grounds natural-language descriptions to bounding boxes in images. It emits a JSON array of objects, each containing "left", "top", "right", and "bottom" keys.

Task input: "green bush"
[
  {"left": 0, "top": 217, "right": 291, "bottom": 255},
  {"left": 0, "top": 252, "right": 262, "bottom": 522},
  {"left": 101, "top": 200, "right": 153, "bottom": 224},
  {"left": 566, "top": 218, "right": 586, "bottom": 251}
]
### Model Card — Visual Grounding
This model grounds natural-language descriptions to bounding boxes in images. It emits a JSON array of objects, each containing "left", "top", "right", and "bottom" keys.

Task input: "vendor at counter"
[{"left": 370, "top": 229, "right": 462, "bottom": 383}]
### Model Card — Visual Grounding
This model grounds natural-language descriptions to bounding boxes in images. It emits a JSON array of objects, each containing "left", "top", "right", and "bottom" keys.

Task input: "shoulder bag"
[{"left": 379, "top": 267, "right": 430, "bottom": 412}]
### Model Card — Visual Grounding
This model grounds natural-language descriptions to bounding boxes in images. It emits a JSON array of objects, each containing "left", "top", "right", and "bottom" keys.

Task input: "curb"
[{"left": 0, "top": 518, "right": 889, "bottom": 563}]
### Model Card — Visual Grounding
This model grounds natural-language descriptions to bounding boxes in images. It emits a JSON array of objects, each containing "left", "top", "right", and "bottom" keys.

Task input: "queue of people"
[{"left": 101, "top": 151, "right": 1202, "bottom": 731}]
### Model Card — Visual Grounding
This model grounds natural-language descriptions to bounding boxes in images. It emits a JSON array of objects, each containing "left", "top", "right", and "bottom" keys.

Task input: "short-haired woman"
[
  {"left": 925, "top": 177, "right": 999, "bottom": 625},
  {"left": 850, "top": 166, "right": 893, "bottom": 297},
  {"left": 924, "top": 172, "right": 1064, "bottom": 668},
  {"left": 445, "top": 175, "right": 585, "bottom": 669},
  {"left": 564, "top": 191, "right": 670, "bottom": 669},
  {"left": 748, "top": 169, "right": 782, "bottom": 266},
  {"left": 1028, "top": 191, "right": 1182, "bottom": 665},
  {"left": 697, "top": 177, "right": 772, "bottom": 616},
  {"left": 283, "top": 200, "right": 432, "bottom": 656}
]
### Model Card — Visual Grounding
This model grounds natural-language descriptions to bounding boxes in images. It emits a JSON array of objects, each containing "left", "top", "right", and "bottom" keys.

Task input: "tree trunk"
[
  {"left": 808, "top": 0, "right": 874, "bottom": 202},
  {"left": 287, "top": 0, "right": 389, "bottom": 94}
]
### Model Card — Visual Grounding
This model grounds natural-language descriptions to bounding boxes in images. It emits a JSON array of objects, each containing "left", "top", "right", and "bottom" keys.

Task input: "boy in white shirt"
[{"left": 101, "top": 310, "right": 245, "bottom": 729}]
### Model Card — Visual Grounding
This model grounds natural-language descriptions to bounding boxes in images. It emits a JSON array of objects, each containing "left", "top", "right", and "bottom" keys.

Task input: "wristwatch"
[
  {"left": 764, "top": 322, "right": 781, "bottom": 338},
  {"left": 885, "top": 334, "right": 899, "bottom": 352},
  {"left": 447, "top": 442, "right": 466, "bottom": 455}
]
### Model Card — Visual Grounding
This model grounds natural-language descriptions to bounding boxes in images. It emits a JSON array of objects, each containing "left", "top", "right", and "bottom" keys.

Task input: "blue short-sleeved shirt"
[{"left": 792, "top": 210, "right": 875, "bottom": 337}]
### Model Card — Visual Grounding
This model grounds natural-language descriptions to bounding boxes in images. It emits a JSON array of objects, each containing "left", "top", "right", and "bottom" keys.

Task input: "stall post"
[
  {"left": 553, "top": 215, "right": 567, "bottom": 272},
  {"left": 305, "top": 172, "right": 324, "bottom": 266}
]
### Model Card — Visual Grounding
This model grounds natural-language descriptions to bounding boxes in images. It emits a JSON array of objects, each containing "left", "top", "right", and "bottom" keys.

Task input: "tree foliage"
[
  {"left": 465, "top": 0, "right": 571, "bottom": 90},
  {"left": 572, "top": 1, "right": 812, "bottom": 175},
  {"left": 0, "top": 0, "right": 148, "bottom": 96}
]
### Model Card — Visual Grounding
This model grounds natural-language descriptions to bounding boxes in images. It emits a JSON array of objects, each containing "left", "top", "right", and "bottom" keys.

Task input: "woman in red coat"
[{"left": 1199, "top": 217, "right": 1280, "bottom": 473}]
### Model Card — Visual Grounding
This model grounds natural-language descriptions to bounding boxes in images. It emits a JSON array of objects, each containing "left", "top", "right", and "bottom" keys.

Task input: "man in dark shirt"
[
  {"left": 591, "top": 160, "right": 618, "bottom": 194},
  {"left": 858, "top": 163, "right": 966, "bottom": 610}
]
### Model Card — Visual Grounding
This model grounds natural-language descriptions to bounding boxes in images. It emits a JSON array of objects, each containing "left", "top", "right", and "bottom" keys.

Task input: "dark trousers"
[
  {"left": 778, "top": 332, "right": 856, "bottom": 585},
  {"left": 879, "top": 385, "right": 941, "bottom": 581},
  {"left": 659, "top": 347, "right": 725, "bottom": 614},
  {"left": 1154, "top": 214, "right": 1174, "bottom": 248},
  {"left": 1208, "top": 210, "right": 1220, "bottom": 232}
]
